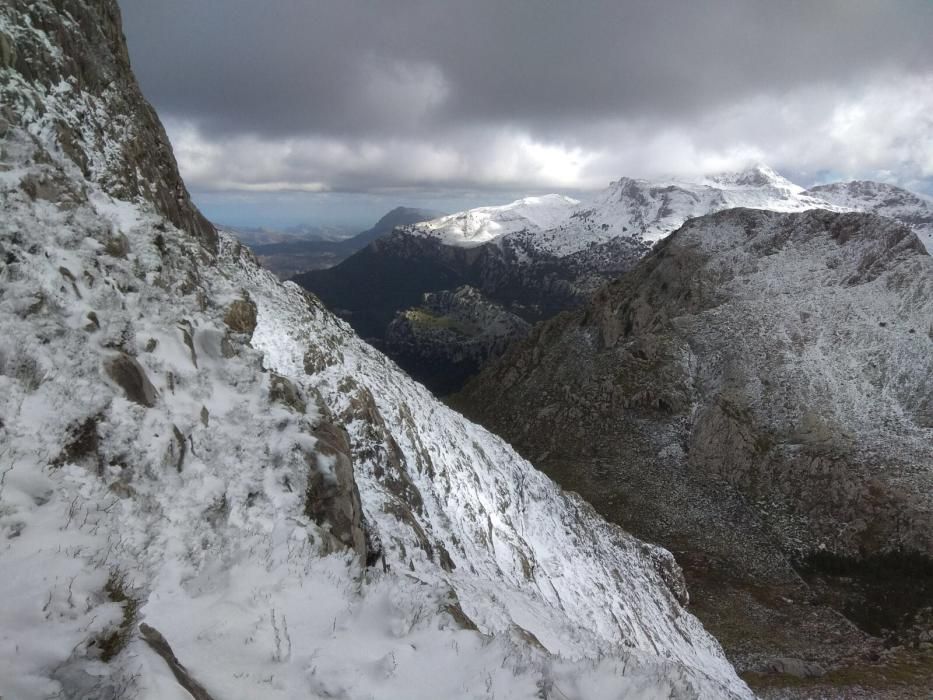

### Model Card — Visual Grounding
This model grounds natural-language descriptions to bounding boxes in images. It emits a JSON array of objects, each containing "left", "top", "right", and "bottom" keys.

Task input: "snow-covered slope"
[
  {"left": 512, "top": 165, "right": 842, "bottom": 257},
  {"left": 404, "top": 166, "right": 933, "bottom": 259},
  {"left": 406, "top": 194, "right": 579, "bottom": 247},
  {"left": 0, "top": 1, "right": 751, "bottom": 698},
  {"left": 806, "top": 180, "right": 933, "bottom": 253},
  {"left": 459, "top": 206, "right": 933, "bottom": 684}
]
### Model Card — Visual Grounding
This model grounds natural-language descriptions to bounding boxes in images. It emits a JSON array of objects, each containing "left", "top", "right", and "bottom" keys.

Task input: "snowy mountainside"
[
  {"left": 806, "top": 180, "right": 933, "bottom": 253},
  {"left": 511, "top": 165, "right": 842, "bottom": 257},
  {"left": 296, "top": 165, "right": 859, "bottom": 393},
  {"left": 459, "top": 207, "right": 933, "bottom": 680},
  {"left": 0, "top": 0, "right": 751, "bottom": 698},
  {"left": 403, "top": 165, "right": 933, "bottom": 259},
  {"left": 0, "top": 145, "right": 748, "bottom": 700},
  {"left": 406, "top": 194, "right": 579, "bottom": 248}
]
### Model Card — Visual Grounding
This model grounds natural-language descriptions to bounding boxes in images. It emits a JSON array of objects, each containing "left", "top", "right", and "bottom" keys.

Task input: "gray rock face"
[
  {"left": 0, "top": 0, "right": 215, "bottom": 250},
  {"left": 459, "top": 208, "right": 933, "bottom": 669},
  {"left": 386, "top": 286, "right": 531, "bottom": 394},
  {"left": 307, "top": 422, "right": 368, "bottom": 561},
  {"left": 104, "top": 353, "right": 158, "bottom": 407},
  {"left": 464, "top": 208, "right": 933, "bottom": 561},
  {"left": 805, "top": 181, "right": 933, "bottom": 253}
]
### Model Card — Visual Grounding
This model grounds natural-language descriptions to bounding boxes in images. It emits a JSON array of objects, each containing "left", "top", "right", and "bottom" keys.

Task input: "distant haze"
[{"left": 119, "top": 0, "right": 933, "bottom": 226}]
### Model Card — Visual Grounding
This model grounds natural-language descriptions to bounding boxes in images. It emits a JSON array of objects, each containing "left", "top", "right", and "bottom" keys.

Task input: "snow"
[
  {"left": 400, "top": 164, "right": 933, "bottom": 260},
  {"left": 0, "top": 164, "right": 750, "bottom": 699},
  {"left": 0, "top": 2, "right": 752, "bottom": 694},
  {"left": 507, "top": 165, "right": 847, "bottom": 257},
  {"left": 406, "top": 194, "right": 579, "bottom": 247},
  {"left": 805, "top": 180, "right": 933, "bottom": 253}
]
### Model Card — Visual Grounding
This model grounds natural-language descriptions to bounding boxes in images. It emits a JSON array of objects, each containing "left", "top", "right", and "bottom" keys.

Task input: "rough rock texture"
[
  {"left": 296, "top": 226, "right": 648, "bottom": 392},
  {"left": 806, "top": 181, "right": 933, "bottom": 253},
  {"left": 306, "top": 421, "right": 368, "bottom": 559},
  {"left": 103, "top": 352, "right": 157, "bottom": 407},
  {"left": 463, "top": 208, "right": 933, "bottom": 562},
  {"left": 138, "top": 624, "right": 216, "bottom": 700},
  {"left": 222, "top": 295, "right": 257, "bottom": 336},
  {"left": 386, "top": 286, "right": 531, "bottom": 394},
  {"left": 0, "top": 0, "right": 215, "bottom": 250},
  {"left": 459, "top": 208, "right": 933, "bottom": 693},
  {"left": 0, "top": 2, "right": 752, "bottom": 699}
]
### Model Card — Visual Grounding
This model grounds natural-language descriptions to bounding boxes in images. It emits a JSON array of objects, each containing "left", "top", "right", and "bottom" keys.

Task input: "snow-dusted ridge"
[
  {"left": 0, "top": 1, "right": 751, "bottom": 698},
  {"left": 805, "top": 180, "right": 933, "bottom": 253},
  {"left": 403, "top": 164, "right": 933, "bottom": 257},
  {"left": 405, "top": 194, "right": 579, "bottom": 247}
]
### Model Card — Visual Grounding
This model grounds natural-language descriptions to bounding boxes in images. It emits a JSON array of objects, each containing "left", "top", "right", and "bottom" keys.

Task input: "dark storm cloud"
[
  {"left": 118, "top": 0, "right": 933, "bottom": 198},
  {"left": 121, "top": 0, "right": 931, "bottom": 137}
]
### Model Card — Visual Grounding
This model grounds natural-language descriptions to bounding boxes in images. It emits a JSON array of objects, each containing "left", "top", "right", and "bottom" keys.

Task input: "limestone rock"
[
  {"left": 223, "top": 296, "right": 257, "bottom": 337},
  {"left": 104, "top": 353, "right": 157, "bottom": 407},
  {"left": 306, "top": 422, "right": 367, "bottom": 560}
]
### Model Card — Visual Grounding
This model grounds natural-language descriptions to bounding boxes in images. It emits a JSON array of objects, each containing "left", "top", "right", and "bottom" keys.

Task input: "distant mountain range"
[
  {"left": 295, "top": 166, "right": 933, "bottom": 393},
  {"left": 223, "top": 223, "right": 355, "bottom": 247},
  {"left": 222, "top": 207, "right": 443, "bottom": 279}
]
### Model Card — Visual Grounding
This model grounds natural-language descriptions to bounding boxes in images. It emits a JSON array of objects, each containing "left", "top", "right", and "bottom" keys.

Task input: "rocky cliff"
[
  {"left": 385, "top": 285, "right": 531, "bottom": 394},
  {"left": 0, "top": 2, "right": 751, "bottom": 698},
  {"left": 458, "top": 208, "right": 933, "bottom": 693}
]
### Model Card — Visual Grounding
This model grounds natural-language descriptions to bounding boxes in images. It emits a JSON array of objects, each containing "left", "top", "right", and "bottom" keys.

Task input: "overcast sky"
[{"left": 120, "top": 0, "right": 933, "bottom": 229}]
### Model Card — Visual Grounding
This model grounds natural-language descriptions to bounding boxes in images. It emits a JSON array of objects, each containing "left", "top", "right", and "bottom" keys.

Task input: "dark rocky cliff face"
[
  {"left": 458, "top": 208, "right": 933, "bottom": 687},
  {"left": 385, "top": 285, "right": 531, "bottom": 394},
  {"left": 0, "top": 0, "right": 215, "bottom": 250},
  {"left": 295, "top": 228, "right": 648, "bottom": 393}
]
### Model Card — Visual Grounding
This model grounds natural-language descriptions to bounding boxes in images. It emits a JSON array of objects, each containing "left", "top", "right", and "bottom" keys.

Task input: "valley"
[{"left": 1, "top": 1, "right": 931, "bottom": 698}]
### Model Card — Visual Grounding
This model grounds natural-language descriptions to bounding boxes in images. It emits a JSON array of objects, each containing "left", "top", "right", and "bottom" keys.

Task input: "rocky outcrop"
[
  {"left": 806, "top": 180, "right": 933, "bottom": 253},
  {"left": 460, "top": 208, "right": 933, "bottom": 677},
  {"left": 222, "top": 295, "right": 258, "bottom": 337},
  {"left": 306, "top": 422, "right": 368, "bottom": 560},
  {"left": 138, "top": 624, "right": 216, "bottom": 700},
  {"left": 386, "top": 286, "right": 531, "bottom": 394},
  {"left": 296, "top": 228, "right": 648, "bottom": 392},
  {"left": 104, "top": 353, "right": 158, "bottom": 407},
  {"left": 0, "top": 0, "right": 215, "bottom": 250}
]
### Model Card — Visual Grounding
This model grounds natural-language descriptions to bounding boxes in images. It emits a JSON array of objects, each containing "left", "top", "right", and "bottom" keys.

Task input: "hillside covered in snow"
[
  {"left": 458, "top": 206, "right": 933, "bottom": 693},
  {"left": 0, "top": 1, "right": 751, "bottom": 698},
  {"left": 298, "top": 163, "right": 933, "bottom": 394}
]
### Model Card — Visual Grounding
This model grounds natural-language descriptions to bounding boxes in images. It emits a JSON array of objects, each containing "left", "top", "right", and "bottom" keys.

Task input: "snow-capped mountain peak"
[
  {"left": 518, "top": 164, "right": 833, "bottom": 257},
  {"left": 700, "top": 163, "right": 803, "bottom": 193},
  {"left": 406, "top": 193, "right": 578, "bottom": 247}
]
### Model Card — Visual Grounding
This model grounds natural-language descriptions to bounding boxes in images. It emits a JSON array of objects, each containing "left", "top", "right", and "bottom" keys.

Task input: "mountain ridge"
[
  {"left": 296, "top": 166, "right": 933, "bottom": 393},
  {"left": 232, "top": 206, "right": 443, "bottom": 279},
  {"left": 0, "top": 1, "right": 752, "bottom": 698},
  {"left": 455, "top": 206, "right": 933, "bottom": 690}
]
